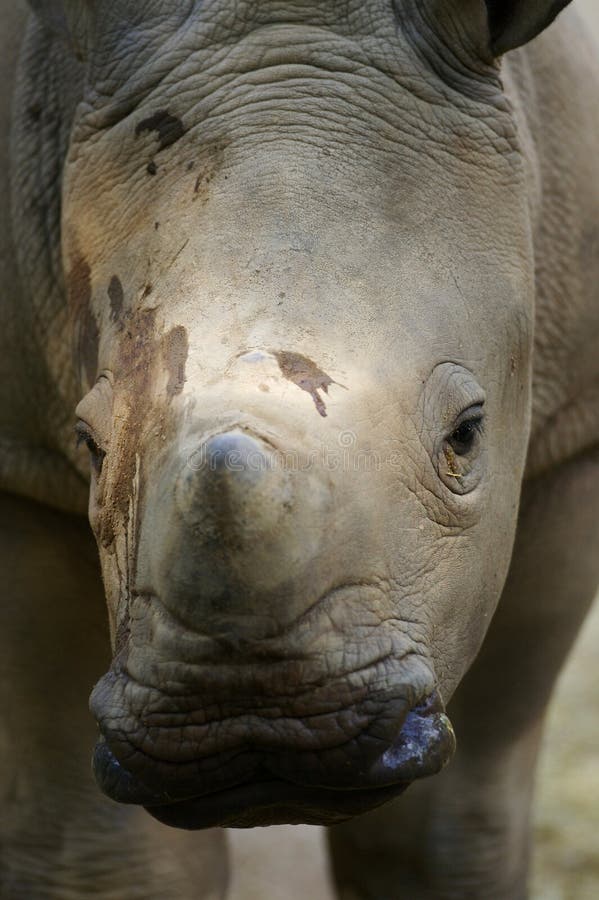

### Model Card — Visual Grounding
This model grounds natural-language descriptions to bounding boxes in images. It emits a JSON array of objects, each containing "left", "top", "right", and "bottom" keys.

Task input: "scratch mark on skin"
[
  {"left": 273, "top": 350, "right": 346, "bottom": 418},
  {"left": 163, "top": 239, "right": 190, "bottom": 274},
  {"left": 135, "top": 110, "right": 185, "bottom": 151}
]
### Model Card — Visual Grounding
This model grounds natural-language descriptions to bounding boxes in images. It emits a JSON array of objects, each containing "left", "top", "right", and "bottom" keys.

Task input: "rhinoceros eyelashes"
[{"left": 75, "top": 420, "right": 106, "bottom": 475}]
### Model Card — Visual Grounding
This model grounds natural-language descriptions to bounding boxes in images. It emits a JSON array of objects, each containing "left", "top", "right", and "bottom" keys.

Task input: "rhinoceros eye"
[
  {"left": 76, "top": 421, "right": 106, "bottom": 475},
  {"left": 448, "top": 408, "right": 485, "bottom": 456}
]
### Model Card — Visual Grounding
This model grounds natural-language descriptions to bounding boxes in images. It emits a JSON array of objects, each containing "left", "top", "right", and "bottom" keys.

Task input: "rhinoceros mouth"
[
  {"left": 92, "top": 693, "right": 456, "bottom": 829},
  {"left": 147, "top": 778, "right": 412, "bottom": 829}
]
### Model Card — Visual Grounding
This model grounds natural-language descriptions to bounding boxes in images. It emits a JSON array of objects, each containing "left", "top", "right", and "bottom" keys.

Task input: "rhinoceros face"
[{"left": 61, "top": 0, "right": 533, "bottom": 827}]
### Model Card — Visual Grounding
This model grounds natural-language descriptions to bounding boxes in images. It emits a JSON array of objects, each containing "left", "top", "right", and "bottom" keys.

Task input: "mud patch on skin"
[
  {"left": 273, "top": 351, "right": 344, "bottom": 418},
  {"left": 101, "top": 306, "right": 159, "bottom": 548},
  {"left": 66, "top": 255, "right": 185, "bottom": 657},
  {"left": 135, "top": 110, "right": 185, "bottom": 151},
  {"left": 108, "top": 275, "right": 124, "bottom": 323},
  {"left": 163, "top": 325, "right": 189, "bottom": 399},
  {"left": 98, "top": 306, "right": 183, "bottom": 658},
  {"left": 98, "top": 308, "right": 187, "bottom": 557}
]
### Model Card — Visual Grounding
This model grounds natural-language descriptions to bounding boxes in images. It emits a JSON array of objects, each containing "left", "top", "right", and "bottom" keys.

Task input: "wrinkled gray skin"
[{"left": 1, "top": 0, "right": 599, "bottom": 897}]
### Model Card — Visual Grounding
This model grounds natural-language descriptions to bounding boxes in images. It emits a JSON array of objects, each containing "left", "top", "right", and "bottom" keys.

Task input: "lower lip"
[
  {"left": 93, "top": 738, "right": 411, "bottom": 828},
  {"left": 145, "top": 778, "right": 411, "bottom": 830}
]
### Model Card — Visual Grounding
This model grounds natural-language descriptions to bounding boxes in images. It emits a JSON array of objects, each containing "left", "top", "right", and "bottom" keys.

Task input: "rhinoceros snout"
[{"left": 137, "top": 425, "right": 334, "bottom": 635}]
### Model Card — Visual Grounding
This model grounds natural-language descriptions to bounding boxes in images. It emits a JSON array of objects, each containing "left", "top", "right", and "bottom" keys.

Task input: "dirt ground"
[{"left": 226, "top": 4, "right": 599, "bottom": 896}]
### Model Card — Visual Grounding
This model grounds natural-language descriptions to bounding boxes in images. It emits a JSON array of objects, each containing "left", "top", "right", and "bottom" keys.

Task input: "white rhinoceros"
[{"left": 1, "top": 0, "right": 598, "bottom": 897}]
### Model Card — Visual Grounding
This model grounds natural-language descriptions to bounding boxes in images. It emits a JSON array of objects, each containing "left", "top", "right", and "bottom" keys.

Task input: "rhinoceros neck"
[{"left": 1, "top": 13, "right": 88, "bottom": 513}]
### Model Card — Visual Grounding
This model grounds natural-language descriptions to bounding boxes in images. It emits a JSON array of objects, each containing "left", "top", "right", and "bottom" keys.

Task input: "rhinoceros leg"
[
  {"left": 328, "top": 449, "right": 599, "bottom": 900},
  {"left": 0, "top": 491, "right": 228, "bottom": 900}
]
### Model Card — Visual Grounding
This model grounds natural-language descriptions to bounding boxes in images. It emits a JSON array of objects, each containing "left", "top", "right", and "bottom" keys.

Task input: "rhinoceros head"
[{"left": 42, "top": 0, "right": 567, "bottom": 827}]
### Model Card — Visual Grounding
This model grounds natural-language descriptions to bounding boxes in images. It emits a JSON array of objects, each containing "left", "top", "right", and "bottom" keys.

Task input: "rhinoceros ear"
[{"left": 483, "top": 0, "right": 574, "bottom": 55}]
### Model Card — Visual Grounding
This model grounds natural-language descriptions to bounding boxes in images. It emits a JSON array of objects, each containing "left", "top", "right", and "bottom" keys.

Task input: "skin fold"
[{"left": 1, "top": 0, "right": 598, "bottom": 897}]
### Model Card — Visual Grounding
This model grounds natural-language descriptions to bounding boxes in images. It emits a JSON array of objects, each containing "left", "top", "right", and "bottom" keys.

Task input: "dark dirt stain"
[
  {"left": 146, "top": 161, "right": 157, "bottom": 176},
  {"left": 67, "top": 254, "right": 91, "bottom": 313},
  {"left": 80, "top": 305, "right": 99, "bottom": 387},
  {"left": 108, "top": 275, "right": 124, "bottom": 323},
  {"left": 116, "top": 308, "right": 158, "bottom": 387},
  {"left": 67, "top": 254, "right": 99, "bottom": 386},
  {"left": 162, "top": 325, "right": 188, "bottom": 399},
  {"left": 273, "top": 351, "right": 344, "bottom": 418},
  {"left": 135, "top": 110, "right": 185, "bottom": 151}
]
